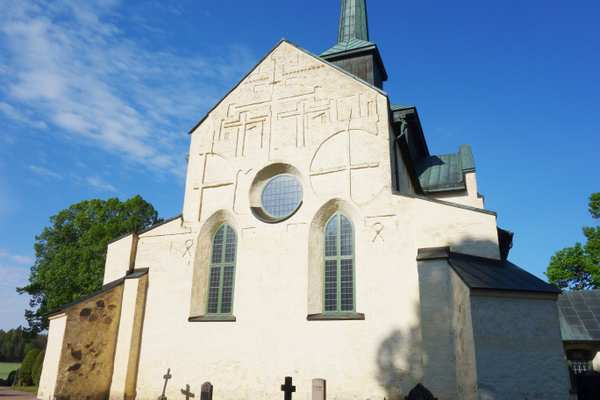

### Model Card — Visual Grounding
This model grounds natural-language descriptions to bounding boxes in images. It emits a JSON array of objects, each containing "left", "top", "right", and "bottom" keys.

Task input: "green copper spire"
[
  {"left": 322, "top": 0, "right": 375, "bottom": 56},
  {"left": 338, "top": 0, "right": 369, "bottom": 43}
]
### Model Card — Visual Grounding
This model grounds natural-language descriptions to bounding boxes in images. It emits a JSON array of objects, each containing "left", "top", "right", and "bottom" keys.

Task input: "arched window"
[
  {"left": 207, "top": 224, "right": 237, "bottom": 314},
  {"left": 324, "top": 214, "right": 355, "bottom": 312}
]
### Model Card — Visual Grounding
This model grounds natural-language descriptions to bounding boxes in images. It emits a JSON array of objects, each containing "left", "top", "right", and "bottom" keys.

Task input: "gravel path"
[{"left": 0, "top": 388, "right": 36, "bottom": 400}]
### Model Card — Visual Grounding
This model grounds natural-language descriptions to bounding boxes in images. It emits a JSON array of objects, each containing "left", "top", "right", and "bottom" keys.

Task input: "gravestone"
[
  {"left": 158, "top": 368, "right": 172, "bottom": 400},
  {"left": 201, "top": 382, "right": 213, "bottom": 400},
  {"left": 405, "top": 384, "right": 437, "bottom": 400},
  {"left": 312, "top": 378, "right": 326, "bottom": 400},
  {"left": 281, "top": 376, "right": 296, "bottom": 400},
  {"left": 181, "top": 384, "right": 195, "bottom": 400}
]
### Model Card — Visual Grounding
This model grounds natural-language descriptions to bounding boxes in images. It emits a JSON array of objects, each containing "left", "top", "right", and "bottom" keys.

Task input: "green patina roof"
[
  {"left": 321, "top": 0, "right": 376, "bottom": 57},
  {"left": 416, "top": 145, "right": 476, "bottom": 192}
]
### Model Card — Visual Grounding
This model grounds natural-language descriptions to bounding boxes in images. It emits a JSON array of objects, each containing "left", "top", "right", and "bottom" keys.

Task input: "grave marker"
[
  {"left": 158, "top": 368, "right": 172, "bottom": 400},
  {"left": 312, "top": 378, "right": 326, "bottom": 400},
  {"left": 281, "top": 376, "right": 296, "bottom": 400},
  {"left": 181, "top": 384, "right": 195, "bottom": 400},
  {"left": 201, "top": 382, "right": 213, "bottom": 400}
]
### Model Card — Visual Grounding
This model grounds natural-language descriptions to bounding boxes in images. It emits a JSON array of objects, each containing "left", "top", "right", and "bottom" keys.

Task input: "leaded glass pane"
[
  {"left": 325, "top": 216, "right": 338, "bottom": 257},
  {"left": 207, "top": 224, "right": 236, "bottom": 315},
  {"left": 211, "top": 226, "right": 225, "bottom": 263},
  {"left": 261, "top": 175, "right": 303, "bottom": 219},
  {"left": 324, "top": 260, "right": 337, "bottom": 312},
  {"left": 207, "top": 266, "right": 221, "bottom": 314},
  {"left": 340, "top": 215, "right": 353, "bottom": 256},
  {"left": 323, "top": 213, "right": 355, "bottom": 312},
  {"left": 224, "top": 226, "right": 236, "bottom": 263},
  {"left": 340, "top": 259, "right": 354, "bottom": 311}
]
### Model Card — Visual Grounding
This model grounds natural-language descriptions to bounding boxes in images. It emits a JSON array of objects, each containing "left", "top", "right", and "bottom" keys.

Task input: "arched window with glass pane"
[
  {"left": 324, "top": 214, "right": 355, "bottom": 312},
  {"left": 207, "top": 224, "right": 237, "bottom": 315}
]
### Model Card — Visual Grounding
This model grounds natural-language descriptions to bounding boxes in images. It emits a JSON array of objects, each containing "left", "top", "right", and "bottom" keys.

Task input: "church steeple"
[
  {"left": 321, "top": 0, "right": 388, "bottom": 89},
  {"left": 338, "top": 0, "right": 369, "bottom": 43}
]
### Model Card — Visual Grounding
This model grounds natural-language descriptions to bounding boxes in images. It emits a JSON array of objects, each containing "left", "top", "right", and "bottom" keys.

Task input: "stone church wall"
[
  {"left": 127, "top": 41, "right": 502, "bottom": 400},
  {"left": 53, "top": 285, "right": 124, "bottom": 400},
  {"left": 470, "top": 293, "right": 570, "bottom": 400}
]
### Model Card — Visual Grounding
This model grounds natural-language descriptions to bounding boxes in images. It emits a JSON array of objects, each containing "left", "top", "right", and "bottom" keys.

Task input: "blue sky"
[{"left": 0, "top": 0, "right": 598, "bottom": 330}]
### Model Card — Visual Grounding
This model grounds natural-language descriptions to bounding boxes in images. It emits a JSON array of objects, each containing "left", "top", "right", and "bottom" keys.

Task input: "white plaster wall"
[
  {"left": 470, "top": 294, "right": 570, "bottom": 400},
  {"left": 37, "top": 313, "right": 67, "bottom": 400},
  {"left": 110, "top": 278, "right": 141, "bottom": 399},
  {"left": 127, "top": 41, "right": 502, "bottom": 400},
  {"left": 104, "top": 234, "right": 136, "bottom": 284}
]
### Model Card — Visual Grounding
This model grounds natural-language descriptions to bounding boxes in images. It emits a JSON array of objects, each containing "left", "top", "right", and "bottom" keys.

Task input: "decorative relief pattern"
[
  {"left": 206, "top": 45, "right": 382, "bottom": 161},
  {"left": 309, "top": 114, "right": 384, "bottom": 204},
  {"left": 192, "top": 43, "right": 387, "bottom": 218}
]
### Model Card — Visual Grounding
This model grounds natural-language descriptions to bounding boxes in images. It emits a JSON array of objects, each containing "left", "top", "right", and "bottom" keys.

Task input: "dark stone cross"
[
  {"left": 181, "top": 384, "right": 195, "bottom": 400},
  {"left": 405, "top": 384, "right": 437, "bottom": 400},
  {"left": 158, "top": 368, "right": 172, "bottom": 400},
  {"left": 281, "top": 376, "right": 296, "bottom": 400}
]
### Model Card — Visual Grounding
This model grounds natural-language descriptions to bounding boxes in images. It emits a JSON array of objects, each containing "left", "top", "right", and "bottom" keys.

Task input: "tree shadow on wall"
[{"left": 376, "top": 306, "right": 424, "bottom": 400}]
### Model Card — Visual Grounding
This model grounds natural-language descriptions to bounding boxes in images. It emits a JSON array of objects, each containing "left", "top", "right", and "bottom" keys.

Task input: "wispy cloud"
[
  {"left": 0, "top": 101, "right": 47, "bottom": 130},
  {"left": 28, "top": 164, "right": 63, "bottom": 180},
  {"left": 86, "top": 176, "right": 117, "bottom": 192},
  {"left": 0, "top": 0, "right": 255, "bottom": 176},
  {"left": 0, "top": 249, "right": 34, "bottom": 266}
]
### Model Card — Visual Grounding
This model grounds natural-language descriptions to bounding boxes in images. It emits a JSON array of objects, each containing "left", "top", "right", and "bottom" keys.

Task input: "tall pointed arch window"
[
  {"left": 324, "top": 214, "right": 355, "bottom": 312},
  {"left": 207, "top": 224, "right": 237, "bottom": 315}
]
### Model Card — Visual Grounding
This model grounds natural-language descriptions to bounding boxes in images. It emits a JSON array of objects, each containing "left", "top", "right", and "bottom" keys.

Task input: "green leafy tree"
[
  {"left": 18, "top": 196, "right": 161, "bottom": 332},
  {"left": 546, "top": 193, "right": 600, "bottom": 289},
  {"left": 18, "top": 348, "right": 40, "bottom": 386},
  {"left": 32, "top": 350, "right": 45, "bottom": 386}
]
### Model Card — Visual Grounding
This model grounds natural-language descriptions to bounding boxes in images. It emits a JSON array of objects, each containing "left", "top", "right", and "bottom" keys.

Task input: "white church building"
[{"left": 38, "top": 1, "right": 571, "bottom": 399}]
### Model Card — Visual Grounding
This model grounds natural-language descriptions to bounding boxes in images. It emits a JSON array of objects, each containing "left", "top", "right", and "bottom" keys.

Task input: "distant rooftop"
[{"left": 558, "top": 290, "right": 600, "bottom": 342}]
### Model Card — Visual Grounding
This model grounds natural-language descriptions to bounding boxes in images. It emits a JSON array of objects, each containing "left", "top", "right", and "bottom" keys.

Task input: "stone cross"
[
  {"left": 281, "top": 376, "right": 296, "bottom": 400},
  {"left": 158, "top": 368, "right": 172, "bottom": 400},
  {"left": 181, "top": 384, "right": 195, "bottom": 400},
  {"left": 312, "top": 378, "right": 326, "bottom": 400},
  {"left": 200, "top": 382, "right": 213, "bottom": 400}
]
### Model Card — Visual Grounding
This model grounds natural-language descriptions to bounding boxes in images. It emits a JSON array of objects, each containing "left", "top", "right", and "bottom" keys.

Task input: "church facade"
[{"left": 38, "top": 1, "right": 571, "bottom": 399}]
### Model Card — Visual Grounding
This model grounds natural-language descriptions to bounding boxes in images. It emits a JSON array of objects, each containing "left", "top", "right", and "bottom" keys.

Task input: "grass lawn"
[
  {"left": 0, "top": 362, "right": 20, "bottom": 379},
  {"left": 10, "top": 386, "right": 38, "bottom": 394}
]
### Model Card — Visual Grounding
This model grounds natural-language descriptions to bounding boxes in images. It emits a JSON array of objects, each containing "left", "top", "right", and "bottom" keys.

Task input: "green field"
[{"left": 0, "top": 362, "right": 20, "bottom": 379}]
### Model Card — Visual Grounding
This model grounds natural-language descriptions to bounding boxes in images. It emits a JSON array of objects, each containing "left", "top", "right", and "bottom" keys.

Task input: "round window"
[{"left": 261, "top": 174, "right": 303, "bottom": 220}]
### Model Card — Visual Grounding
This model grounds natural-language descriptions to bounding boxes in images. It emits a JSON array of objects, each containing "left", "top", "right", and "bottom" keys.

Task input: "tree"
[
  {"left": 18, "top": 196, "right": 161, "bottom": 332},
  {"left": 32, "top": 350, "right": 45, "bottom": 386},
  {"left": 0, "top": 328, "right": 44, "bottom": 362},
  {"left": 546, "top": 193, "right": 600, "bottom": 290},
  {"left": 18, "top": 348, "right": 40, "bottom": 386}
]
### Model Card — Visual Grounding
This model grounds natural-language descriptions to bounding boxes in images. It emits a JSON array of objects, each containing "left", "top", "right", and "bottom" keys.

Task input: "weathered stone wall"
[
  {"left": 54, "top": 284, "right": 124, "bottom": 400},
  {"left": 450, "top": 271, "right": 477, "bottom": 400},
  {"left": 470, "top": 294, "right": 570, "bottom": 400}
]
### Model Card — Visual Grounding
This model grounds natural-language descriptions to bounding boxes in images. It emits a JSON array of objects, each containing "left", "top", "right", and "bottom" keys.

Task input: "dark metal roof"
[
  {"left": 448, "top": 252, "right": 561, "bottom": 294},
  {"left": 558, "top": 290, "right": 600, "bottom": 342},
  {"left": 416, "top": 145, "right": 476, "bottom": 193},
  {"left": 417, "top": 247, "right": 560, "bottom": 294}
]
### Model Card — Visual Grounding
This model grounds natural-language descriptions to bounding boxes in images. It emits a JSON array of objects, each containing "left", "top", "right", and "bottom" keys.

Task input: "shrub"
[
  {"left": 19, "top": 349, "right": 40, "bottom": 386},
  {"left": 7, "top": 370, "right": 17, "bottom": 386},
  {"left": 32, "top": 350, "right": 45, "bottom": 386}
]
